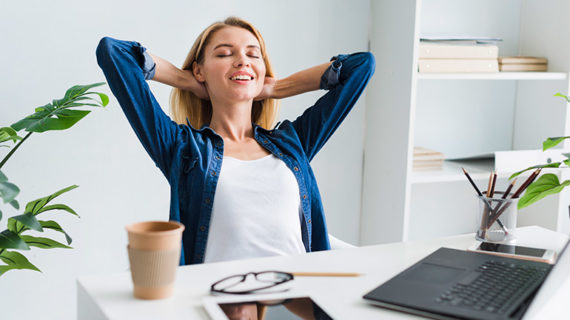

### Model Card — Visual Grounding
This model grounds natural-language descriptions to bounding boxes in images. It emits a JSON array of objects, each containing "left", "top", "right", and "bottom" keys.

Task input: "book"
[
  {"left": 414, "top": 147, "right": 445, "bottom": 161},
  {"left": 413, "top": 161, "right": 444, "bottom": 171},
  {"left": 413, "top": 147, "right": 445, "bottom": 170},
  {"left": 419, "top": 43, "right": 498, "bottom": 59},
  {"left": 418, "top": 59, "right": 499, "bottom": 73},
  {"left": 498, "top": 56, "right": 548, "bottom": 64},
  {"left": 499, "top": 64, "right": 547, "bottom": 72}
]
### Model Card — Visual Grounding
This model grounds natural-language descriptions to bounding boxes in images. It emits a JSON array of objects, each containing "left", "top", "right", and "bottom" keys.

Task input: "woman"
[{"left": 96, "top": 17, "right": 374, "bottom": 266}]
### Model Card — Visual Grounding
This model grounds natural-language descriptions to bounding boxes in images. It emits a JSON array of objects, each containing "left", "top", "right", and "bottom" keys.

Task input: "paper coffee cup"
[{"left": 126, "top": 221, "right": 185, "bottom": 300}]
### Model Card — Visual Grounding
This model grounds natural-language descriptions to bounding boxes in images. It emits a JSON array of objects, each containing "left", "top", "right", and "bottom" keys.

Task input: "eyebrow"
[{"left": 213, "top": 43, "right": 260, "bottom": 50}]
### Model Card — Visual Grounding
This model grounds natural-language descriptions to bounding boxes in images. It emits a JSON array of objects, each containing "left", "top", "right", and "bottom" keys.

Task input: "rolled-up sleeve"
[
  {"left": 318, "top": 55, "right": 345, "bottom": 90},
  {"left": 138, "top": 46, "right": 157, "bottom": 80},
  {"left": 292, "top": 52, "right": 376, "bottom": 161}
]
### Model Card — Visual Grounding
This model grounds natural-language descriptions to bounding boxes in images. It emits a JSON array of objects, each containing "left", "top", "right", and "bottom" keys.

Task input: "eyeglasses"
[{"left": 210, "top": 271, "right": 294, "bottom": 295}]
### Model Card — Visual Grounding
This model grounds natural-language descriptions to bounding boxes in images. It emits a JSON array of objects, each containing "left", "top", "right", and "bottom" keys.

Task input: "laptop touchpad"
[{"left": 406, "top": 263, "right": 465, "bottom": 285}]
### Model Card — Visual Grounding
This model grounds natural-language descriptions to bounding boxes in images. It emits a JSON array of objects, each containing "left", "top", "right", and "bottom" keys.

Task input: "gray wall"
[{"left": 0, "top": 0, "right": 370, "bottom": 318}]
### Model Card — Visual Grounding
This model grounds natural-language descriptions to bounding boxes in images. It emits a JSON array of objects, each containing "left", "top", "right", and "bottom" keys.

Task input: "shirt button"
[
  {"left": 200, "top": 226, "right": 206, "bottom": 232},
  {"left": 303, "top": 194, "right": 307, "bottom": 199},
  {"left": 211, "top": 171, "right": 217, "bottom": 176},
  {"left": 294, "top": 167, "right": 299, "bottom": 171},
  {"left": 279, "top": 153, "right": 283, "bottom": 157},
  {"left": 263, "top": 139, "right": 269, "bottom": 144},
  {"left": 215, "top": 155, "right": 221, "bottom": 160},
  {"left": 205, "top": 198, "right": 211, "bottom": 204},
  {"left": 308, "top": 219, "right": 312, "bottom": 223}
]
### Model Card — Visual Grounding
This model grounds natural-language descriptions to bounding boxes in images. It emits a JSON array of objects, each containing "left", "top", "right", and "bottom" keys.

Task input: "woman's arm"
[
  {"left": 147, "top": 53, "right": 209, "bottom": 99},
  {"left": 270, "top": 62, "right": 332, "bottom": 99},
  {"left": 96, "top": 37, "right": 183, "bottom": 177},
  {"left": 289, "top": 52, "right": 376, "bottom": 162}
]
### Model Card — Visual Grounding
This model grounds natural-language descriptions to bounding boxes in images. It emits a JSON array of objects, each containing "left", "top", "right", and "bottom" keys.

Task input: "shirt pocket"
[{"left": 181, "top": 154, "right": 198, "bottom": 174}]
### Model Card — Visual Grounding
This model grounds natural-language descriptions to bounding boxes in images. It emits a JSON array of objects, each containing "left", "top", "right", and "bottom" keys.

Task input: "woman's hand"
[
  {"left": 148, "top": 53, "right": 210, "bottom": 100},
  {"left": 220, "top": 303, "right": 258, "bottom": 320},
  {"left": 254, "top": 76, "right": 276, "bottom": 101},
  {"left": 181, "top": 69, "right": 210, "bottom": 100}
]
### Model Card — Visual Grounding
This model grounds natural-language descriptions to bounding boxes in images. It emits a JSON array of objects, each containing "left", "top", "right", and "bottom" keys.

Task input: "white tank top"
[{"left": 204, "top": 154, "right": 306, "bottom": 263}]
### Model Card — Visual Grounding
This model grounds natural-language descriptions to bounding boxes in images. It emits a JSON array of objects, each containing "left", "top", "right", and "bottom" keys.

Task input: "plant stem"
[
  {"left": 0, "top": 131, "right": 33, "bottom": 256},
  {"left": 0, "top": 131, "right": 32, "bottom": 170}
]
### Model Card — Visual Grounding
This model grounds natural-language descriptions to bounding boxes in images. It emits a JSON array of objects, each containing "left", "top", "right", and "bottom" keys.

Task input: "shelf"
[{"left": 417, "top": 72, "right": 567, "bottom": 80}]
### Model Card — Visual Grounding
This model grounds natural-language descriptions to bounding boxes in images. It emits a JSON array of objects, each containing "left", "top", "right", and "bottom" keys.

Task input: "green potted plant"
[
  {"left": 0, "top": 83, "right": 108, "bottom": 276},
  {"left": 509, "top": 93, "right": 570, "bottom": 209}
]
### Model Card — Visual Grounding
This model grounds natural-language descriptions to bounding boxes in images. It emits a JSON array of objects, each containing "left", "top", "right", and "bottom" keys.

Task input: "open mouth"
[{"left": 229, "top": 75, "right": 254, "bottom": 81}]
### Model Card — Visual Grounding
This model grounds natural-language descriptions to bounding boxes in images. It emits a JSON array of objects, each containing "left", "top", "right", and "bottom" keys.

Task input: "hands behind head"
[
  {"left": 183, "top": 69, "right": 210, "bottom": 100},
  {"left": 254, "top": 76, "right": 276, "bottom": 101}
]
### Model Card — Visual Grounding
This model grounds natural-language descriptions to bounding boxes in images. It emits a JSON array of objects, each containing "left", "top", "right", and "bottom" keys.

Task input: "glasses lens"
[
  {"left": 214, "top": 275, "right": 245, "bottom": 291},
  {"left": 212, "top": 271, "right": 293, "bottom": 294},
  {"left": 215, "top": 273, "right": 267, "bottom": 293},
  {"left": 256, "top": 271, "right": 291, "bottom": 283}
]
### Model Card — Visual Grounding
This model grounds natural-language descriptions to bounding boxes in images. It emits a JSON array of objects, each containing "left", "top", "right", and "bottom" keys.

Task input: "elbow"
[
  {"left": 362, "top": 52, "right": 376, "bottom": 77},
  {"left": 95, "top": 36, "right": 117, "bottom": 67}
]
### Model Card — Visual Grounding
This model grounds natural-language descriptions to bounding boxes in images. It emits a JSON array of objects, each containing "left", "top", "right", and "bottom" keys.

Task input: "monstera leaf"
[
  {"left": 11, "top": 83, "right": 108, "bottom": 133},
  {"left": 518, "top": 174, "right": 570, "bottom": 209},
  {"left": 0, "top": 127, "right": 21, "bottom": 146},
  {"left": 0, "top": 185, "right": 79, "bottom": 275}
]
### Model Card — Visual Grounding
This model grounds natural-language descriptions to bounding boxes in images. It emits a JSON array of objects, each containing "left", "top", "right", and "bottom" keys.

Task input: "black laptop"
[{"left": 363, "top": 235, "right": 569, "bottom": 320}]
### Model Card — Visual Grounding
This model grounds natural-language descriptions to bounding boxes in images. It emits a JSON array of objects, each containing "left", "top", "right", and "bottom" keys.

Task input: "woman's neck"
[{"left": 209, "top": 99, "right": 254, "bottom": 142}]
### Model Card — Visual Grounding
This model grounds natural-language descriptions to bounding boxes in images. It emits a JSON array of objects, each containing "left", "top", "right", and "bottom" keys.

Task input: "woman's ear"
[{"left": 192, "top": 61, "right": 205, "bottom": 83}]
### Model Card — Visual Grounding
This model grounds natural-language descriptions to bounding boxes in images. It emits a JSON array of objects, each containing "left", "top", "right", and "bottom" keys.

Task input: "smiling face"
[{"left": 193, "top": 26, "right": 266, "bottom": 103}]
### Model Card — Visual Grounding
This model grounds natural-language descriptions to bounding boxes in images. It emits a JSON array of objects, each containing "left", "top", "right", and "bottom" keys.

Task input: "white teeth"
[{"left": 230, "top": 75, "right": 253, "bottom": 81}]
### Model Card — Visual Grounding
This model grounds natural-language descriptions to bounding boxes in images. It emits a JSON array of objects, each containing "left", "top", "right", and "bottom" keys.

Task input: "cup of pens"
[
  {"left": 463, "top": 167, "right": 542, "bottom": 244},
  {"left": 476, "top": 192, "right": 518, "bottom": 243}
]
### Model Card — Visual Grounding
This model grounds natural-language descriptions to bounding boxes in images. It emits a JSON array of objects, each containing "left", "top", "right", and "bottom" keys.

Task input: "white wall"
[{"left": 0, "top": 0, "right": 370, "bottom": 319}]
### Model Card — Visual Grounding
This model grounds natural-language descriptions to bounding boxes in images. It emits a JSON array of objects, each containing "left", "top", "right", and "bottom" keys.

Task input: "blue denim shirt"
[{"left": 96, "top": 37, "right": 375, "bottom": 265}]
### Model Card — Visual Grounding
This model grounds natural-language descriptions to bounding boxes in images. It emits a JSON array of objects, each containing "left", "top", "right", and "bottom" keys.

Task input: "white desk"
[{"left": 77, "top": 226, "right": 569, "bottom": 319}]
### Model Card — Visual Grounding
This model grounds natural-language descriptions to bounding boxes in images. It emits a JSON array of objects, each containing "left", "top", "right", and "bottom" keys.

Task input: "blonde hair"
[{"left": 170, "top": 17, "right": 279, "bottom": 130}]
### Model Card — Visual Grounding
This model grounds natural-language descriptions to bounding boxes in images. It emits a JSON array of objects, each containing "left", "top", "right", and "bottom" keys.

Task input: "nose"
[{"left": 233, "top": 53, "right": 251, "bottom": 68}]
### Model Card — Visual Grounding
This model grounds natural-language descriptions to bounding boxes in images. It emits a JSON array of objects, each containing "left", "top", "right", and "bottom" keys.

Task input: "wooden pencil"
[
  {"left": 489, "top": 170, "right": 498, "bottom": 197},
  {"left": 462, "top": 168, "right": 483, "bottom": 196},
  {"left": 291, "top": 272, "right": 361, "bottom": 277},
  {"left": 512, "top": 168, "right": 541, "bottom": 198},
  {"left": 487, "top": 169, "right": 541, "bottom": 228},
  {"left": 486, "top": 172, "right": 494, "bottom": 197}
]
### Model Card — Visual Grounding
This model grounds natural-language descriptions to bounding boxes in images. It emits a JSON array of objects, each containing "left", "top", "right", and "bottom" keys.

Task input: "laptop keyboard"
[{"left": 435, "top": 260, "right": 549, "bottom": 314}]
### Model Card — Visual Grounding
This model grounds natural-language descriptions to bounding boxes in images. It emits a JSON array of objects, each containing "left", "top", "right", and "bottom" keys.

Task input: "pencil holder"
[{"left": 475, "top": 192, "right": 518, "bottom": 244}]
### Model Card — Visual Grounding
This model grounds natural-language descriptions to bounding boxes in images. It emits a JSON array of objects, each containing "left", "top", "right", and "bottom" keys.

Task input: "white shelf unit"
[{"left": 361, "top": 0, "right": 570, "bottom": 245}]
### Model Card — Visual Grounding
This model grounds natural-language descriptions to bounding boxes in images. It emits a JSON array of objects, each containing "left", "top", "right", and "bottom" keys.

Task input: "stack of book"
[
  {"left": 498, "top": 56, "right": 547, "bottom": 72},
  {"left": 418, "top": 37, "right": 499, "bottom": 73},
  {"left": 413, "top": 147, "right": 445, "bottom": 171}
]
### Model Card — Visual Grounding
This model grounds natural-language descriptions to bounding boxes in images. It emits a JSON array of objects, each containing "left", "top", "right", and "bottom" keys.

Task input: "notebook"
[{"left": 363, "top": 233, "right": 569, "bottom": 320}]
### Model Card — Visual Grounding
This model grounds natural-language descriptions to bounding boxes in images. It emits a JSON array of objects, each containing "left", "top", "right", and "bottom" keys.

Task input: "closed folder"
[
  {"left": 419, "top": 43, "right": 499, "bottom": 59},
  {"left": 418, "top": 59, "right": 499, "bottom": 73}
]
